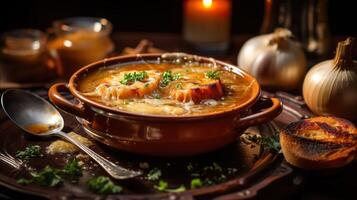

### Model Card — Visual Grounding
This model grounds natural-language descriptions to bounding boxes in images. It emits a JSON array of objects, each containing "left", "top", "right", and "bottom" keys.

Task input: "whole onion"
[
  {"left": 303, "top": 37, "right": 357, "bottom": 120},
  {"left": 237, "top": 28, "right": 307, "bottom": 90}
]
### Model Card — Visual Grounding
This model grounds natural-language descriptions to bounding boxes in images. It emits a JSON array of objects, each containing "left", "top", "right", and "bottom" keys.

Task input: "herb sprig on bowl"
[
  {"left": 160, "top": 71, "right": 182, "bottom": 87},
  {"left": 120, "top": 71, "right": 148, "bottom": 85},
  {"left": 205, "top": 71, "right": 220, "bottom": 79}
]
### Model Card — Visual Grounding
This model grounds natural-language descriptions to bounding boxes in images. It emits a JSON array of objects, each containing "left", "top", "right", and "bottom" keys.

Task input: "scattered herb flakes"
[
  {"left": 120, "top": 71, "right": 148, "bottom": 85},
  {"left": 17, "top": 158, "right": 84, "bottom": 187},
  {"left": 190, "top": 173, "right": 200, "bottom": 177},
  {"left": 16, "top": 145, "right": 42, "bottom": 161},
  {"left": 144, "top": 83, "right": 149, "bottom": 88},
  {"left": 212, "top": 162, "right": 222, "bottom": 172},
  {"left": 172, "top": 73, "right": 182, "bottom": 81},
  {"left": 260, "top": 135, "right": 281, "bottom": 152},
  {"left": 154, "top": 180, "right": 186, "bottom": 193},
  {"left": 203, "top": 178, "right": 214, "bottom": 186},
  {"left": 18, "top": 166, "right": 62, "bottom": 187},
  {"left": 17, "top": 178, "right": 32, "bottom": 185},
  {"left": 203, "top": 166, "right": 214, "bottom": 171},
  {"left": 241, "top": 133, "right": 281, "bottom": 153},
  {"left": 203, "top": 162, "right": 223, "bottom": 172},
  {"left": 154, "top": 180, "right": 168, "bottom": 191},
  {"left": 87, "top": 176, "right": 122, "bottom": 194},
  {"left": 176, "top": 83, "right": 183, "bottom": 89},
  {"left": 216, "top": 174, "right": 227, "bottom": 182},
  {"left": 62, "top": 158, "right": 82, "bottom": 180},
  {"left": 227, "top": 167, "right": 238, "bottom": 174},
  {"left": 161, "top": 71, "right": 182, "bottom": 87},
  {"left": 190, "top": 178, "right": 203, "bottom": 189},
  {"left": 205, "top": 71, "right": 220, "bottom": 79},
  {"left": 187, "top": 163, "right": 194, "bottom": 172},
  {"left": 147, "top": 168, "right": 162, "bottom": 181}
]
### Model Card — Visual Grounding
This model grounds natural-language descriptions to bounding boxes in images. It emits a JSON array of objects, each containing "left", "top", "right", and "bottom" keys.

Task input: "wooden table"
[{"left": 0, "top": 32, "right": 356, "bottom": 200}]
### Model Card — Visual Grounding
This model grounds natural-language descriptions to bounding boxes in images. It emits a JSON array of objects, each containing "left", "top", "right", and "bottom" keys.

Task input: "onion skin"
[
  {"left": 238, "top": 29, "right": 307, "bottom": 90},
  {"left": 303, "top": 37, "right": 357, "bottom": 120}
]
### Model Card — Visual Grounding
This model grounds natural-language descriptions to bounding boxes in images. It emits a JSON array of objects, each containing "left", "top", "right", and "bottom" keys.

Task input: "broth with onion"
[{"left": 78, "top": 62, "right": 253, "bottom": 116}]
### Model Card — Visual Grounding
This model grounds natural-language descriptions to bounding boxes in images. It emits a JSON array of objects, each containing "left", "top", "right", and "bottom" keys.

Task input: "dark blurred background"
[{"left": 1, "top": 0, "right": 356, "bottom": 36}]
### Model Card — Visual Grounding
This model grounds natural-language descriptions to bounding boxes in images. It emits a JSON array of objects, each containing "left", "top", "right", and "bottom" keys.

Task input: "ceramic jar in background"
[
  {"left": 47, "top": 17, "right": 114, "bottom": 79},
  {"left": 0, "top": 29, "right": 58, "bottom": 83}
]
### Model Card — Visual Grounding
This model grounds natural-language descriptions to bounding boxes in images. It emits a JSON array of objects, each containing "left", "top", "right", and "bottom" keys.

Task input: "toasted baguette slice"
[{"left": 280, "top": 116, "right": 357, "bottom": 169}]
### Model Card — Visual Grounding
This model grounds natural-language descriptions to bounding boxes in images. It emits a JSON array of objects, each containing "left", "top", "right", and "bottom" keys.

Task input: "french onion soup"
[{"left": 78, "top": 62, "right": 254, "bottom": 116}]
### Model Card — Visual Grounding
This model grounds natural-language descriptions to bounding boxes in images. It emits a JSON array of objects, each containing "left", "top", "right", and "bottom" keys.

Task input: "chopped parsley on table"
[
  {"left": 120, "top": 71, "right": 148, "bottom": 85},
  {"left": 17, "top": 166, "right": 62, "bottom": 187},
  {"left": 205, "top": 71, "right": 220, "bottom": 79},
  {"left": 147, "top": 167, "right": 161, "bottom": 181},
  {"left": 17, "top": 158, "right": 83, "bottom": 187},
  {"left": 242, "top": 134, "right": 281, "bottom": 153},
  {"left": 62, "top": 158, "right": 83, "bottom": 180},
  {"left": 87, "top": 176, "right": 122, "bottom": 194},
  {"left": 190, "top": 178, "right": 203, "bottom": 189},
  {"left": 154, "top": 180, "right": 186, "bottom": 193},
  {"left": 16, "top": 145, "right": 42, "bottom": 161}
]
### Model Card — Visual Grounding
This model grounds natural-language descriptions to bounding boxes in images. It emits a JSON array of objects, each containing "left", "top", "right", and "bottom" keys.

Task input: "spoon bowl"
[
  {"left": 1, "top": 89, "right": 142, "bottom": 179},
  {"left": 1, "top": 90, "right": 63, "bottom": 135}
]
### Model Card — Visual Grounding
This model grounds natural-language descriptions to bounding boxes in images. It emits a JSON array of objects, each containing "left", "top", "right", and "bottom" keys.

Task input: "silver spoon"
[{"left": 1, "top": 89, "right": 142, "bottom": 179}]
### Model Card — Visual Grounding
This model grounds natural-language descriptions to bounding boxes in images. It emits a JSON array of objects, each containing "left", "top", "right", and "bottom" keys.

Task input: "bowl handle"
[
  {"left": 236, "top": 97, "right": 282, "bottom": 128},
  {"left": 48, "top": 83, "right": 92, "bottom": 120}
]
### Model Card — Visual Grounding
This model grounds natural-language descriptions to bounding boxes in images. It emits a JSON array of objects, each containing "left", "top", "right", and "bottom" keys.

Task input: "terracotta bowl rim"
[{"left": 68, "top": 53, "right": 261, "bottom": 120}]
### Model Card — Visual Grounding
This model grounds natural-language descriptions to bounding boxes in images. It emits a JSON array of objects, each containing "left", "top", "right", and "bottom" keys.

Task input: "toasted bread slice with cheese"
[{"left": 280, "top": 116, "right": 357, "bottom": 169}]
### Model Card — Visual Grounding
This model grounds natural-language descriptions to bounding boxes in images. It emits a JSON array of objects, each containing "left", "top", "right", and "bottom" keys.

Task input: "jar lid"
[{"left": 52, "top": 17, "right": 112, "bottom": 36}]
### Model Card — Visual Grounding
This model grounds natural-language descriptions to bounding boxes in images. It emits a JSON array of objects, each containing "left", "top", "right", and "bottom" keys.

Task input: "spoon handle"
[{"left": 54, "top": 131, "right": 142, "bottom": 179}]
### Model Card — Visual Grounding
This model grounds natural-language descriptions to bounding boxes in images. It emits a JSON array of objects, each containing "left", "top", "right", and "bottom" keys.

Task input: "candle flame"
[{"left": 202, "top": 0, "right": 213, "bottom": 9}]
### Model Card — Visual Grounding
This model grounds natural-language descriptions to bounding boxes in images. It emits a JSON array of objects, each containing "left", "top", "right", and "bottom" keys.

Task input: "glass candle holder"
[
  {"left": 183, "top": 0, "right": 232, "bottom": 53},
  {"left": 47, "top": 17, "right": 114, "bottom": 78}
]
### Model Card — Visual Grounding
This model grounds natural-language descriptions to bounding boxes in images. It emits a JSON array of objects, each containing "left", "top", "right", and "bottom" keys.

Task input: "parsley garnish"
[
  {"left": 190, "top": 178, "right": 203, "bottom": 189},
  {"left": 176, "top": 83, "right": 183, "bottom": 89},
  {"left": 87, "top": 176, "right": 122, "bottom": 194},
  {"left": 160, "top": 71, "right": 182, "bottom": 87},
  {"left": 241, "top": 134, "right": 281, "bottom": 152},
  {"left": 147, "top": 168, "right": 161, "bottom": 181},
  {"left": 187, "top": 163, "right": 194, "bottom": 172},
  {"left": 62, "top": 158, "right": 82, "bottom": 180},
  {"left": 17, "top": 158, "right": 83, "bottom": 187},
  {"left": 120, "top": 71, "right": 148, "bottom": 85},
  {"left": 154, "top": 180, "right": 186, "bottom": 193},
  {"left": 16, "top": 145, "right": 42, "bottom": 161},
  {"left": 260, "top": 135, "right": 281, "bottom": 152},
  {"left": 212, "top": 162, "right": 222, "bottom": 172},
  {"left": 17, "top": 166, "right": 62, "bottom": 187},
  {"left": 205, "top": 71, "right": 220, "bottom": 79}
]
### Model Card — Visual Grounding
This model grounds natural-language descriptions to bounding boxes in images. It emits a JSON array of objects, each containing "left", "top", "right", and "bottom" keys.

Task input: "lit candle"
[{"left": 183, "top": 0, "right": 231, "bottom": 51}]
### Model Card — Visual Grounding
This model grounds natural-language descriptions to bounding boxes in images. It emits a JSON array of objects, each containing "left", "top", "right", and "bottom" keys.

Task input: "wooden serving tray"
[{"left": 0, "top": 89, "right": 310, "bottom": 200}]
